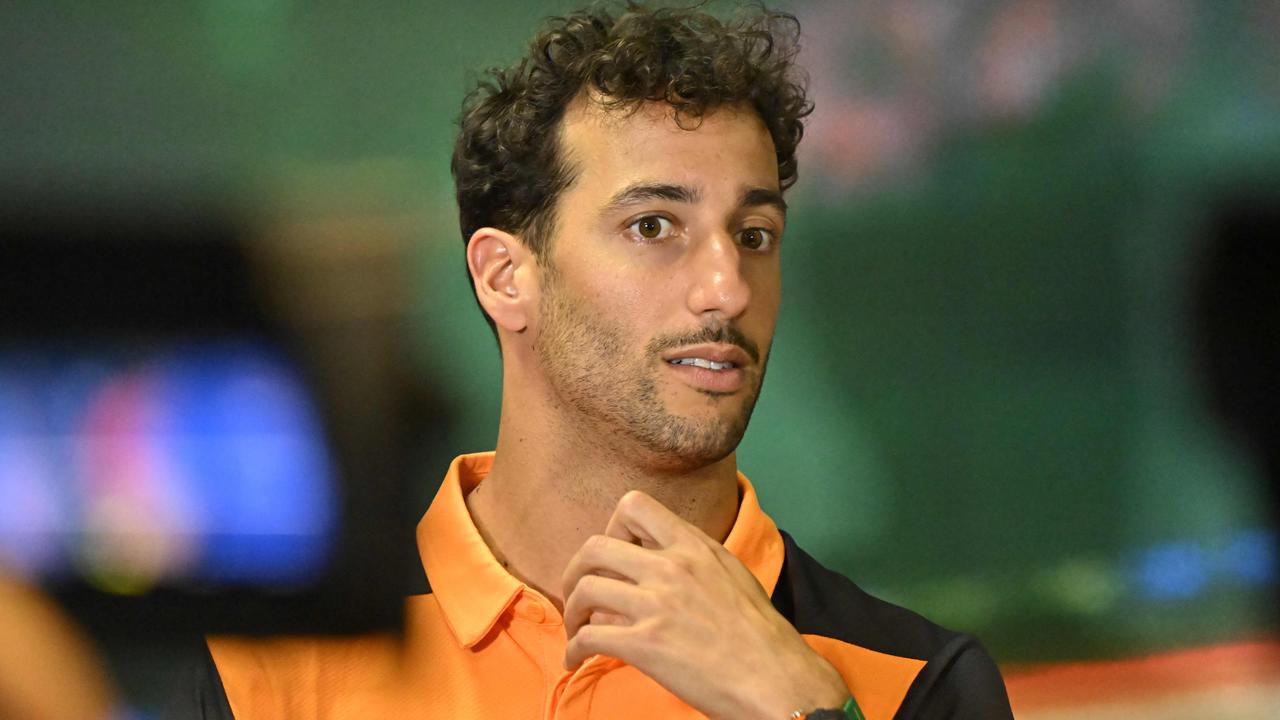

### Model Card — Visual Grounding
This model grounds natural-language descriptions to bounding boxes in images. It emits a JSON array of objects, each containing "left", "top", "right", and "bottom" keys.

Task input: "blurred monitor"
[{"left": 0, "top": 339, "right": 336, "bottom": 589}]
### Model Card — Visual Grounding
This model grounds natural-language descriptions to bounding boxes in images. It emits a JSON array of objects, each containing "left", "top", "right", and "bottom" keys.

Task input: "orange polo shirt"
[{"left": 205, "top": 452, "right": 1006, "bottom": 719}]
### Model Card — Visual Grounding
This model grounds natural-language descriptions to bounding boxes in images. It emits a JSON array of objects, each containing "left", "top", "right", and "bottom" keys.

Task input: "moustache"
[{"left": 647, "top": 323, "right": 761, "bottom": 365}]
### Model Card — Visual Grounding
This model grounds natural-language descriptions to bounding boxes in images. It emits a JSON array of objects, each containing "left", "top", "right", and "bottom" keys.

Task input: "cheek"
[
  {"left": 574, "top": 250, "right": 680, "bottom": 322},
  {"left": 747, "top": 263, "right": 782, "bottom": 312},
  {"left": 743, "top": 267, "right": 781, "bottom": 356},
  {"left": 599, "top": 278, "right": 673, "bottom": 341},
  {"left": 546, "top": 278, "right": 654, "bottom": 361}
]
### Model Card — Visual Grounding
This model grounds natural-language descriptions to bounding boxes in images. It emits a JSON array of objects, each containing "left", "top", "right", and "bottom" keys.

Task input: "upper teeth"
[{"left": 670, "top": 358, "right": 734, "bottom": 370}]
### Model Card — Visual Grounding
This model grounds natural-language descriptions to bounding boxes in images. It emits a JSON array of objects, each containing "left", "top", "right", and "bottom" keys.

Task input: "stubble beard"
[{"left": 533, "top": 264, "right": 766, "bottom": 471}]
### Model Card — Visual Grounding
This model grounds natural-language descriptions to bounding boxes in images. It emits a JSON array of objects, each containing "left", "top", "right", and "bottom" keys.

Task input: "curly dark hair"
[{"left": 451, "top": 1, "right": 812, "bottom": 332}]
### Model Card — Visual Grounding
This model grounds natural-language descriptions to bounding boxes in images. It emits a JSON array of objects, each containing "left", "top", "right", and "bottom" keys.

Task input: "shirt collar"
[{"left": 418, "top": 451, "right": 785, "bottom": 649}]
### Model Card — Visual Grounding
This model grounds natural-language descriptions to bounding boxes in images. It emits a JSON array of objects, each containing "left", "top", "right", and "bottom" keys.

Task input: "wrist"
[
  {"left": 783, "top": 657, "right": 852, "bottom": 719},
  {"left": 754, "top": 658, "right": 848, "bottom": 720},
  {"left": 807, "top": 660, "right": 850, "bottom": 707}
]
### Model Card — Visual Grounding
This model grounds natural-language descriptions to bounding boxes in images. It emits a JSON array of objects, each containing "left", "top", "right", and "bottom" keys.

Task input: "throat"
[{"left": 463, "top": 452, "right": 742, "bottom": 607}]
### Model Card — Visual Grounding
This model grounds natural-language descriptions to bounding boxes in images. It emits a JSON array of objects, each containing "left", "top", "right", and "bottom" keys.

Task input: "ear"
[{"left": 466, "top": 227, "right": 533, "bottom": 333}]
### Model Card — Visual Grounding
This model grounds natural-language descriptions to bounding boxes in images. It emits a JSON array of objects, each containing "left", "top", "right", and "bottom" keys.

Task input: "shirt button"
[{"left": 525, "top": 600, "right": 546, "bottom": 623}]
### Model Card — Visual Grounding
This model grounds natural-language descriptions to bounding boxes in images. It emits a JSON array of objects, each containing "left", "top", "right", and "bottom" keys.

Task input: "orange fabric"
[
  {"left": 803, "top": 635, "right": 925, "bottom": 720},
  {"left": 210, "top": 452, "right": 927, "bottom": 719}
]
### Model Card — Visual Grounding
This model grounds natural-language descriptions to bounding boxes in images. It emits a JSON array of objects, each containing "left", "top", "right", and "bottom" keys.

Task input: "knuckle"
[
  {"left": 656, "top": 556, "right": 685, "bottom": 583},
  {"left": 589, "top": 610, "right": 620, "bottom": 626},
  {"left": 618, "top": 490, "right": 648, "bottom": 513},
  {"left": 578, "top": 574, "right": 602, "bottom": 596},
  {"left": 692, "top": 539, "right": 718, "bottom": 561},
  {"left": 634, "top": 618, "right": 664, "bottom": 647},
  {"left": 615, "top": 492, "right": 637, "bottom": 515},
  {"left": 584, "top": 533, "right": 611, "bottom": 555},
  {"left": 575, "top": 624, "right": 599, "bottom": 649},
  {"left": 668, "top": 549, "right": 698, "bottom": 575}
]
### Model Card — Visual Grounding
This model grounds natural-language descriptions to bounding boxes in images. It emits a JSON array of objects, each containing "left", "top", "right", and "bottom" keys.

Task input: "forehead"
[{"left": 556, "top": 96, "right": 780, "bottom": 199}]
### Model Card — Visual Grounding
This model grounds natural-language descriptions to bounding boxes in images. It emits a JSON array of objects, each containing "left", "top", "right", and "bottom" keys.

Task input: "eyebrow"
[
  {"left": 600, "top": 183, "right": 701, "bottom": 216},
  {"left": 599, "top": 182, "right": 787, "bottom": 218},
  {"left": 740, "top": 187, "right": 788, "bottom": 216}
]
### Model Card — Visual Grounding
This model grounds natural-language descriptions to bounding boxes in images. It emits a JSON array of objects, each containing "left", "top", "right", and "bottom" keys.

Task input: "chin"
[
  {"left": 639, "top": 445, "right": 738, "bottom": 474},
  {"left": 629, "top": 415, "right": 749, "bottom": 472}
]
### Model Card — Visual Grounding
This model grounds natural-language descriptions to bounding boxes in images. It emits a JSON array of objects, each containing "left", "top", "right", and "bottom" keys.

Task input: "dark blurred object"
[
  {"left": 1192, "top": 190, "right": 1280, "bottom": 548},
  {"left": 0, "top": 200, "right": 260, "bottom": 338}
]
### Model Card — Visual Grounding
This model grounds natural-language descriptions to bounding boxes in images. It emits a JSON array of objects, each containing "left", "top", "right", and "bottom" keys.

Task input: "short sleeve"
[{"left": 893, "top": 635, "right": 1013, "bottom": 720}]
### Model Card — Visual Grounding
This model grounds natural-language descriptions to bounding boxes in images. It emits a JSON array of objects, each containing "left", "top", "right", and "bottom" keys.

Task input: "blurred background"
[{"left": 2, "top": 0, "right": 1278, "bottom": 717}]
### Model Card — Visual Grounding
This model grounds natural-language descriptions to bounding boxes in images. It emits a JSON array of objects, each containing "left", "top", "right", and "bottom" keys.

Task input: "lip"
[
  {"left": 661, "top": 344, "right": 752, "bottom": 393},
  {"left": 660, "top": 344, "right": 753, "bottom": 368},
  {"left": 664, "top": 362, "right": 745, "bottom": 393}
]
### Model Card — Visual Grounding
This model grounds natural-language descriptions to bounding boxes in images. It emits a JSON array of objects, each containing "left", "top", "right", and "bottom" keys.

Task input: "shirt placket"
[
  {"left": 505, "top": 590, "right": 624, "bottom": 720},
  {"left": 547, "top": 654, "right": 623, "bottom": 719},
  {"left": 500, "top": 591, "right": 583, "bottom": 720}
]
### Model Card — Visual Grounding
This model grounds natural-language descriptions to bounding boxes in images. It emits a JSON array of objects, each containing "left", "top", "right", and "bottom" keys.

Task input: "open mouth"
[
  {"left": 661, "top": 344, "right": 750, "bottom": 393},
  {"left": 667, "top": 357, "right": 736, "bottom": 371}
]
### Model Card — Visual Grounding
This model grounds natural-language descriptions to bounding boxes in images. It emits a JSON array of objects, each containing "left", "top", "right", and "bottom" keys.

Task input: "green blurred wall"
[{"left": 6, "top": 0, "right": 1278, "bottom": 664}]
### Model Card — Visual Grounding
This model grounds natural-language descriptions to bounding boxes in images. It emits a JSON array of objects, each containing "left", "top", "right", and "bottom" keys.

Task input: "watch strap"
[{"left": 791, "top": 696, "right": 865, "bottom": 720}]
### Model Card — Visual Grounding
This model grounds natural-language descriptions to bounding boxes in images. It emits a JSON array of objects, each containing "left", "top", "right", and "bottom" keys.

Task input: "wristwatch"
[
  {"left": 791, "top": 710, "right": 845, "bottom": 720},
  {"left": 789, "top": 696, "right": 865, "bottom": 720}
]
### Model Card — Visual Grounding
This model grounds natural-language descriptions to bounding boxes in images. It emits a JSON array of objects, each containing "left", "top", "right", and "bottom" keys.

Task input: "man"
[{"left": 173, "top": 3, "right": 1013, "bottom": 718}]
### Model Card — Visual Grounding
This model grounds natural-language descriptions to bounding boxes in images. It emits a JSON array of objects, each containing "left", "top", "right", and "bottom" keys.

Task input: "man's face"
[{"left": 530, "top": 98, "right": 784, "bottom": 469}]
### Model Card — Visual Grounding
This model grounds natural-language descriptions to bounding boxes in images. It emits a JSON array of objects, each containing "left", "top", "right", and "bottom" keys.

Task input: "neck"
[{"left": 465, "top": 370, "right": 741, "bottom": 612}]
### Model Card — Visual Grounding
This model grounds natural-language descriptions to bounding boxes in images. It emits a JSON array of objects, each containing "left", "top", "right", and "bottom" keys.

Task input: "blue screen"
[{"left": 0, "top": 341, "right": 337, "bottom": 593}]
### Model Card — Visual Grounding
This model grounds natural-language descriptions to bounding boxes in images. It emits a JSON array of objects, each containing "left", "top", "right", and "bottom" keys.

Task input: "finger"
[
  {"left": 563, "top": 623, "right": 634, "bottom": 671},
  {"left": 563, "top": 574, "right": 649, "bottom": 641},
  {"left": 603, "top": 490, "right": 695, "bottom": 550},
  {"left": 589, "top": 610, "right": 627, "bottom": 626},
  {"left": 562, "top": 534, "right": 664, "bottom": 600}
]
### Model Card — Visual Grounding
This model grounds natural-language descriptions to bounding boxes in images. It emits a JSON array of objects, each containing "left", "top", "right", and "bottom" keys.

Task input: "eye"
[
  {"left": 738, "top": 227, "right": 776, "bottom": 251},
  {"left": 626, "top": 215, "right": 675, "bottom": 242}
]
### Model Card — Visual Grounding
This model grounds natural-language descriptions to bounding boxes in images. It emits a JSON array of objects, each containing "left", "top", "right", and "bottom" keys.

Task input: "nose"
[{"left": 685, "top": 232, "right": 751, "bottom": 320}]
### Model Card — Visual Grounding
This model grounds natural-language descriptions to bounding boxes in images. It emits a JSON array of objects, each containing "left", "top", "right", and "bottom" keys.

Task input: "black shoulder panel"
[
  {"left": 893, "top": 634, "right": 1014, "bottom": 720},
  {"left": 771, "top": 530, "right": 961, "bottom": 662},
  {"left": 161, "top": 641, "right": 236, "bottom": 720},
  {"left": 771, "top": 531, "right": 1014, "bottom": 719},
  {"left": 405, "top": 568, "right": 432, "bottom": 596}
]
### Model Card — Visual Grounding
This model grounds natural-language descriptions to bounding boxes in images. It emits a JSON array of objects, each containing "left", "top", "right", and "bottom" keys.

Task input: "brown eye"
[
  {"left": 739, "top": 227, "right": 775, "bottom": 251},
  {"left": 627, "top": 215, "right": 673, "bottom": 241}
]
